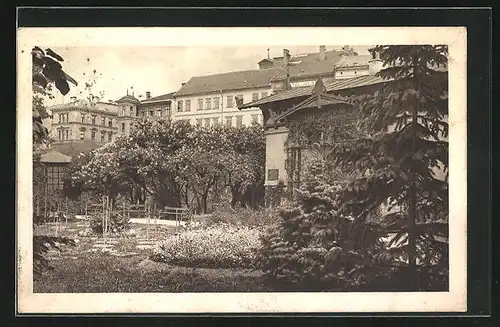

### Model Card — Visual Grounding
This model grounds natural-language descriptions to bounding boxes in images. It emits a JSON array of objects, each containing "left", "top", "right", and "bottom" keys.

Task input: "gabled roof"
[
  {"left": 270, "top": 50, "right": 341, "bottom": 82},
  {"left": 174, "top": 68, "right": 279, "bottom": 97},
  {"left": 52, "top": 140, "right": 102, "bottom": 159},
  {"left": 140, "top": 92, "right": 175, "bottom": 104},
  {"left": 239, "top": 74, "right": 390, "bottom": 109},
  {"left": 335, "top": 55, "right": 371, "bottom": 69},
  {"left": 116, "top": 95, "right": 140, "bottom": 104},
  {"left": 272, "top": 78, "right": 351, "bottom": 124},
  {"left": 40, "top": 151, "right": 72, "bottom": 164}
]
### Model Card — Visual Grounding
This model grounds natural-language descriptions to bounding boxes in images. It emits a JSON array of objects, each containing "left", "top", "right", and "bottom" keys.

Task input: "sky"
[{"left": 47, "top": 45, "right": 372, "bottom": 105}]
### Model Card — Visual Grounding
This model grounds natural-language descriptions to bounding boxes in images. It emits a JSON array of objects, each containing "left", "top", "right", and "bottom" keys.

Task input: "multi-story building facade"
[
  {"left": 137, "top": 91, "right": 174, "bottom": 121},
  {"left": 49, "top": 97, "right": 120, "bottom": 145},
  {"left": 172, "top": 68, "right": 278, "bottom": 127},
  {"left": 258, "top": 45, "right": 372, "bottom": 91}
]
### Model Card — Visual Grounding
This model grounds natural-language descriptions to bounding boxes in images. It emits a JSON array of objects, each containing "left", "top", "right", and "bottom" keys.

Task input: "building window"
[
  {"left": 157, "top": 109, "right": 162, "bottom": 117},
  {"left": 236, "top": 115, "right": 243, "bottom": 127},
  {"left": 226, "top": 96, "right": 233, "bottom": 108},
  {"left": 212, "top": 117, "right": 219, "bottom": 126},
  {"left": 213, "top": 97, "right": 220, "bottom": 109},
  {"left": 91, "top": 130, "right": 96, "bottom": 140},
  {"left": 108, "top": 132, "right": 113, "bottom": 142},
  {"left": 58, "top": 114, "right": 62, "bottom": 123},
  {"left": 58, "top": 130, "right": 62, "bottom": 140},
  {"left": 92, "top": 115, "right": 96, "bottom": 125},
  {"left": 108, "top": 119, "right": 112, "bottom": 127},
  {"left": 121, "top": 123, "right": 126, "bottom": 132},
  {"left": 130, "top": 106, "right": 133, "bottom": 113},
  {"left": 177, "top": 100, "right": 184, "bottom": 112},
  {"left": 196, "top": 119, "right": 202, "bottom": 127},
  {"left": 252, "top": 93, "right": 259, "bottom": 101},
  {"left": 198, "top": 98, "right": 204, "bottom": 110},
  {"left": 184, "top": 100, "right": 190, "bottom": 112},
  {"left": 165, "top": 104, "right": 171, "bottom": 119},
  {"left": 81, "top": 114, "right": 85, "bottom": 123},
  {"left": 102, "top": 117, "right": 106, "bottom": 126},
  {"left": 101, "top": 132, "right": 105, "bottom": 143},
  {"left": 205, "top": 98, "right": 211, "bottom": 110},
  {"left": 149, "top": 110, "right": 153, "bottom": 117},
  {"left": 267, "top": 169, "right": 279, "bottom": 181},
  {"left": 80, "top": 128, "right": 85, "bottom": 140},
  {"left": 64, "top": 129, "right": 69, "bottom": 140},
  {"left": 122, "top": 107, "right": 125, "bottom": 116},
  {"left": 204, "top": 118, "right": 211, "bottom": 127},
  {"left": 260, "top": 92, "right": 268, "bottom": 99},
  {"left": 225, "top": 116, "right": 232, "bottom": 127},
  {"left": 46, "top": 165, "right": 66, "bottom": 191}
]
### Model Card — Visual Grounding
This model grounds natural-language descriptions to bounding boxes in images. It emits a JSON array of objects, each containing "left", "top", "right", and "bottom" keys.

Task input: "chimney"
[
  {"left": 146, "top": 91, "right": 151, "bottom": 99},
  {"left": 319, "top": 45, "right": 326, "bottom": 61},
  {"left": 283, "top": 49, "right": 291, "bottom": 91}
]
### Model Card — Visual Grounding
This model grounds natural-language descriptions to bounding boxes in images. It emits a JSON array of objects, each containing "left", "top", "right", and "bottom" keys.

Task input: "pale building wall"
[
  {"left": 172, "top": 86, "right": 271, "bottom": 127},
  {"left": 264, "top": 126, "right": 289, "bottom": 186},
  {"left": 335, "top": 66, "right": 369, "bottom": 79}
]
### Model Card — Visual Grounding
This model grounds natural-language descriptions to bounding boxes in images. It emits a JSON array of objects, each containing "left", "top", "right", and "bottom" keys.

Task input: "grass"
[{"left": 34, "top": 252, "right": 271, "bottom": 293}]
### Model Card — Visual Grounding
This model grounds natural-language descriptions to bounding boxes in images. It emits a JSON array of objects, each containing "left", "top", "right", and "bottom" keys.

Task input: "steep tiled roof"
[
  {"left": 52, "top": 140, "right": 101, "bottom": 159},
  {"left": 40, "top": 151, "right": 72, "bottom": 164},
  {"left": 270, "top": 50, "right": 341, "bottom": 82},
  {"left": 116, "top": 95, "right": 140, "bottom": 104},
  {"left": 140, "top": 92, "right": 175, "bottom": 104},
  {"left": 239, "top": 74, "right": 390, "bottom": 109},
  {"left": 336, "top": 55, "right": 371, "bottom": 68},
  {"left": 174, "top": 68, "right": 279, "bottom": 97}
]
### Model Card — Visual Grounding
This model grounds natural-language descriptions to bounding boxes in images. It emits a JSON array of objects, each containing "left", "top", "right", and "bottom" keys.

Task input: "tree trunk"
[{"left": 408, "top": 60, "right": 418, "bottom": 289}]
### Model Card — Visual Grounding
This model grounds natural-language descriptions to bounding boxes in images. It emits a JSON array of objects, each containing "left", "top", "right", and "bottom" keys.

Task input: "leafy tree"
[
  {"left": 332, "top": 45, "right": 449, "bottom": 289},
  {"left": 31, "top": 47, "right": 77, "bottom": 278}
]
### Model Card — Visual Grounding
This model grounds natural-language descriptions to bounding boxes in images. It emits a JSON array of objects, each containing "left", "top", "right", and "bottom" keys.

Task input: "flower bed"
[{"left": 151, "top": 223, "right": 261, "bottom": 269}]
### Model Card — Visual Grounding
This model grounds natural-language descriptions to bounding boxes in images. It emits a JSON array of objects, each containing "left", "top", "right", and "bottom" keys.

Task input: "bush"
[
  {"left": 89, "top": 211, "right": 130, "bottom": 236},
  {"left": 151, "top": 223, "right": 261, "bottom": 269},
  {"left": 207, "top": 201, "right": 276, "bottom": 228}
]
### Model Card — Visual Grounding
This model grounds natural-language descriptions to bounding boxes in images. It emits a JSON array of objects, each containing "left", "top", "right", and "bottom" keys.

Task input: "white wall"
[
  {"left": 335, "top": 67, "right": 369, "bottom": 79},
  {"left": 265, "top": 126, "right": 289, "bottom": 186},
  {"left": 172, "top": 86, "right": 272, "bottom": 127}
]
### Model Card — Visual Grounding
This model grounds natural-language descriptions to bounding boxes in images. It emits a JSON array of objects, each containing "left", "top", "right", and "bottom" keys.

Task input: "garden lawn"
[{"left": 34, "top": 252, "right": 270, "bottom": 293}]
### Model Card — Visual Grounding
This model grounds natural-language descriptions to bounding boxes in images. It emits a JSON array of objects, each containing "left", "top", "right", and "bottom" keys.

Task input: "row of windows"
[
  {"left": 57, "top": 129, "right": 70, "bottom": 140},
  {"left": 56, "top": 112, "right": 116, "bottom": 127},
  {"left": 58, "top": 113, "right": 69, "bottom": 123},
  {"left": 177, "top": 92, "right": 268, "bottom": 113},
  {"left": 79, "top": 128, "right": 114, "bottom": 142},
  {"left": 140, "top": 107, "right": 171, "bottom": 118},
  {"left": 180, "top": 114, "right": 262, "bottom": 128}
]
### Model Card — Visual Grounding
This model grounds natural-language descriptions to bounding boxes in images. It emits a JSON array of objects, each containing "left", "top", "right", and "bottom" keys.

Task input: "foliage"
[
  {"left": 208, "top": 200, "right": 276, "bottom": 228},
  {"left": 34, "top": 253, "right": 270, "bottom": 293},
  {"left": 89, "top": 211, "right": 130, "bottom": 236},
  {"left": 255, "top": 45, "right": 449, "bottom": 291},
  {"left": 70, "top": 120, "right": 266, "bottom": 213},
  {"left": 33, "top": 235, "right": 76, "bottom": 279},
  {"left": 32, "top": 46, "right": 78, "bottom": 278},
  {"left": 151, "top": 223, "right": 262, "bottom": 269},
  {"left": 330, "top": 45, "right": 449, "bottom": 289},
  {"left": 32, "top": 47, "right": 77, "bottom": 142}
]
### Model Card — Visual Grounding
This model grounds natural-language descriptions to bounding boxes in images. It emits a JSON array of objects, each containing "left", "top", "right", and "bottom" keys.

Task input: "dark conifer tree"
[{"left": 332, "top": 45, "right": 449, "bottom": 290}]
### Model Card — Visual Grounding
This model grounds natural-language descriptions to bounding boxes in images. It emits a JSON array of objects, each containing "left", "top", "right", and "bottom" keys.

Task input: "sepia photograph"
[{"left": 17, "top": 26, "right": 467, "bottom": 313}]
